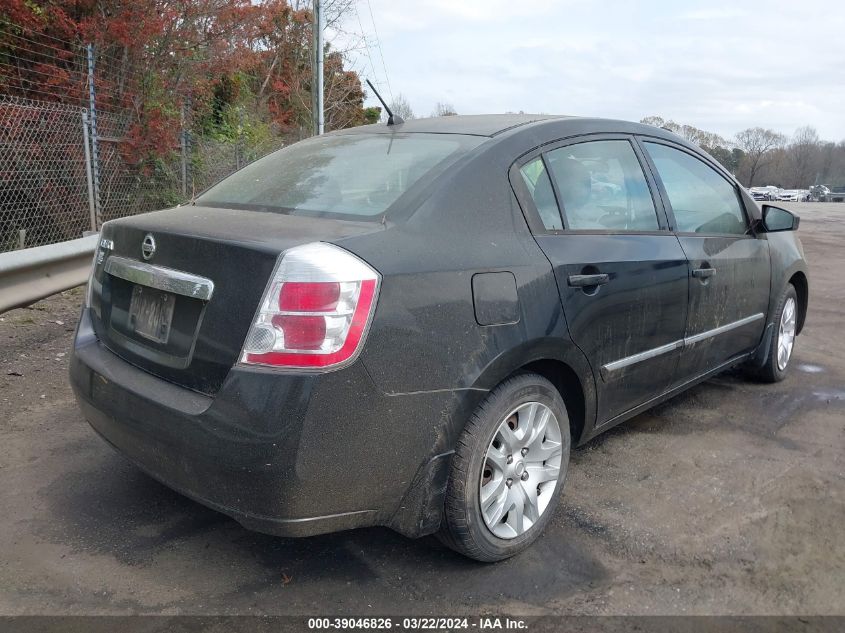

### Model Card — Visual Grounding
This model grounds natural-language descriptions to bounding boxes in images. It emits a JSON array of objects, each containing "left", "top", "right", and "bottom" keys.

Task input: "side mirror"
[{"left": 761, "top": 205, "right": 800, "bottom": 232}]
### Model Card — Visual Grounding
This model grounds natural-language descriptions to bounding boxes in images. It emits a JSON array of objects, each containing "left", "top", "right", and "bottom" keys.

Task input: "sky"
[{"left": 331, "top": 0, "right": 845, "bottom": 141}]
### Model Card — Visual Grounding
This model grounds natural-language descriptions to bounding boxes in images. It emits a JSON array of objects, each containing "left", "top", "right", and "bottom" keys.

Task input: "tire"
[
  {"left": 752, "top": 284, "right": 799, "bottom": 383},
  {"left": 437, "top": 373, "right": 571, "bottom": 562}
]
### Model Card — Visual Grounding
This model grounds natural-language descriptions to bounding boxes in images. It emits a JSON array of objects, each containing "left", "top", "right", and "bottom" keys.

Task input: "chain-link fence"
[
  {"left": 1, "top": 27, "right": 293, "bottom": 253},
  {"left": 0, "top": 95, "right": 92, "bottom": 250},
  {"left": 189, "top": 134, "right": 287, "bottom": 197},
  {"left": 0, "top": 94, "right": 287, "bottom": 253},
  {"left": 95, "top": 108, "right": 182, "bottom": 224}
]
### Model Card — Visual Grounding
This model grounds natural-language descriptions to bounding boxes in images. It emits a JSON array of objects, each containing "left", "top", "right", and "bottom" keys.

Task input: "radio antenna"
[{"left": 366, "top": 79, "right": 404, "bottom": 126}]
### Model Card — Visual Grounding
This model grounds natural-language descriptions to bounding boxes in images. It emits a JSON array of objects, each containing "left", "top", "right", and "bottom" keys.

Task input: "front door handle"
[
  {"left": 692, "top": 267, "right": 716, "bottom": 279},
  {"left": 568, "top": 273, "right": 610, "bottom": 287}
]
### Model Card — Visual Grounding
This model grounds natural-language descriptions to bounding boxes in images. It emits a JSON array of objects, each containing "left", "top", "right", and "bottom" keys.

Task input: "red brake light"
[
  {"left": 240, "top": 243, "right": 380, "bottom": 370},
  {"left": 279, "top": 282, "right": 340, "bottom": 312},
  {"left": 271, "top": 315, "right": 327, "bottom": 350}
]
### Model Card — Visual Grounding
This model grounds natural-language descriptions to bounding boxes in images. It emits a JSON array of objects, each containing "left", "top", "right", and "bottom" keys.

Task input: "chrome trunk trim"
[{"left": 104, "top": 256, "right": 214, "bottom": 301}]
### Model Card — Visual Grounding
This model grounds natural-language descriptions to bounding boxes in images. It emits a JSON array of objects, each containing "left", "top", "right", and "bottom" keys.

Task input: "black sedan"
[{"left": 70, "top": 114, "right": 809, "bottom": 561}]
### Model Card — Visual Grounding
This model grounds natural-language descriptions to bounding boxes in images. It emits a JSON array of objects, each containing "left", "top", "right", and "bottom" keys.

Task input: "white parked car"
[
  {"left": 750, "top": 186, "right": 780, "bottom": 201},
  {"left": 777, "top": 190, "right": 810, "bottom": 202}
]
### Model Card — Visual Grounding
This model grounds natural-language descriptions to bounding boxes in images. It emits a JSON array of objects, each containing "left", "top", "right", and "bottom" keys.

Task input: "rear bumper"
[{"left": 70, "top": 308, "right": 472, "bottom": 538}]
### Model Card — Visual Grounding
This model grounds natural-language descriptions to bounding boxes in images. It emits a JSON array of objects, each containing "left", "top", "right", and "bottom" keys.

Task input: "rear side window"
[
  {"left": 644, "top": 142, "right": 747, "bottom": 235},
  {"left": 196, "top": 133, "right": 484, "bottom": 220},
  {"left": 545, "top": 140, "right": 659, "bottom": 231},
  {"left": 519, "top": 158, "right": 563, "bottom": 230}
]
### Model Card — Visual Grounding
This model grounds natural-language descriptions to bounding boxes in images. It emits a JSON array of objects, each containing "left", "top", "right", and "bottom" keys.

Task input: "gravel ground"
[{"left": 0, "top": 202, "right": 843, "bottom": 616}]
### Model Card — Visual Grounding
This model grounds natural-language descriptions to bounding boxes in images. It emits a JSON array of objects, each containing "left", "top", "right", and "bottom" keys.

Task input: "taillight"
[
  {"left": 240, "top": 242, "right": 380, "bottom": 369},
  {"left": 85, "top": 237, "right": 112, "bottom": 309}
]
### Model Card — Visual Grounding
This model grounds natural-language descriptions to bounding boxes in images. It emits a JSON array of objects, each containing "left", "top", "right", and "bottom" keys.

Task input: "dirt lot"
[{"left": 0, "top": 202, "right": 843, "bottom": 617}]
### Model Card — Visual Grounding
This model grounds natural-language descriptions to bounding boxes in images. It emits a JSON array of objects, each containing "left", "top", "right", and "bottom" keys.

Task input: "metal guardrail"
[{"left": 0, "top": 234, "right": 97, "bottom": 313}]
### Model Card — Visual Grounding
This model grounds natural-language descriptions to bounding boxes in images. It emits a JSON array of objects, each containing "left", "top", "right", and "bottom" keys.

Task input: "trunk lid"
[{"left": 89, "top": 205, "right": 381, "bottom": 394}]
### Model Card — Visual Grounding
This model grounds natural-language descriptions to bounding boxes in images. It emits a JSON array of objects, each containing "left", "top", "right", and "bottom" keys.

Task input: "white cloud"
[
  {"left": 677, "top": 8, "right": 748, "bottom": 20},
  {"left": 341, "top": 0, "right": 845, "bottom": 139}
]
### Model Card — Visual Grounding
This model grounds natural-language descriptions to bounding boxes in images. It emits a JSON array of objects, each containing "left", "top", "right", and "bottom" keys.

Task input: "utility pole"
[
  {"left": 180, "top": 102, "right": 188, "bottom": 198},
  {"left": 312, "top": 0, "right": 324, "bottom": 135},
  {"left": 81, "top": 111, "right": 97, "bottom": 231},
  {"left": 86, "top": 43, "right": 102, "bottom": 228}
]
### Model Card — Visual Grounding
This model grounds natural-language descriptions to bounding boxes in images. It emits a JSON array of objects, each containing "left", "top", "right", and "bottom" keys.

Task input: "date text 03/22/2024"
[{"left": 307, "top": 617, "right": 528, "bottom": 630}]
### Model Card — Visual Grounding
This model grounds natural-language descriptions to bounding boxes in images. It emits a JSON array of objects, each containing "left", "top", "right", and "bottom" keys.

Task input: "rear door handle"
[
  {"left": 567, "top": 273, "right": 610, "bottom": 287},
  {"left": 692, "top": 267, "right": 716, "bottom": 279}
]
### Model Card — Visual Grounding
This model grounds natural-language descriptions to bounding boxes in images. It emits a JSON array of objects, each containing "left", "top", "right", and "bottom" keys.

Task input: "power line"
[
  {"left": 0, "top": 65, "right": 137, "bottom": 103},
  {"left": 1, "top": 29, "right": 142, "bottom": 85},
  {"left": 0, "top": 59, "right": 82, "bottom": 83},
  {"left": 364, "top": 0, "right": 394, "bottom": 103},
  {"left": 0, "top": 42, "right": 142, "bottom": 100},
  {"left": 0, "top": 81, "right": 82, "bottom": 104},
  {"left": 0, "top": 34, "right": 82, "bottom": 68},
  {"left": 354, "top": 4, "right": 379, "bottom": 92},
  {"left": 0, "top": 41, "right": 123, "bottom": 85},
  {"left": 0, "top": 19, "right": 80, "bottom": 48}
]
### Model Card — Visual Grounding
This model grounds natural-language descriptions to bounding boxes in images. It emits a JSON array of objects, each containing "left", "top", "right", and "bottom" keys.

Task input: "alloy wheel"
[
  {"left": 778, "top": 296, "right": 797, "bottom": 371},
  {"left": 479, "top": 402, "right": 564, "bottom": 539}
]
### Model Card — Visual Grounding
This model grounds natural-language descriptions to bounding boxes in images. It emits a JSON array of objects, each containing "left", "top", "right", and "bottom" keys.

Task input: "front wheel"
[
  {"left": 752, "top": 284, "right": 799, "bottom": 382},
  {"left": 438, "top": 373, "right": 571, "bottom": 562}
]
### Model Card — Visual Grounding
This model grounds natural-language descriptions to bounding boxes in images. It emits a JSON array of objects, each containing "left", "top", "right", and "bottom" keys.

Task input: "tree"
[
  {"left": 708, "top": 146, "right": 745, "bottom": 175},
  {"left": 735, "top": 127, "right": 786, "bottom": 186},
  {"left": 363, "top": 106, "right": 381, "bottom": 124},
  {"left": 433, "top": 101, "right": 457, "bottom": 117},
  {"left": 640, "top": 115, "right": 667, "bottom": 128},
  {"left": 250, "top": 1, "right": 367, "bottom": 135},
  {"left": 322, "top": 50, "right": 367, "bottom": 130},
  {"left": 642, "top": 116, "right": 845, "bottom": 187},
  {"left": 639, "top": 116, "right": 728, "bottom": 149},
  {"left": 387, "top": 93, "right": 414, "bottom": 120},
  {"left": 787, "top": 126, "right": 821, "bottom": 187},
  {"left": 1, "top": 0, "right": 371, "bottom": 162},
  {"left": 830, "top": 142, "right": 845, "bottom": 185},
  {"left": 640, "top": 116, "right": 738, "bottom": 173}
]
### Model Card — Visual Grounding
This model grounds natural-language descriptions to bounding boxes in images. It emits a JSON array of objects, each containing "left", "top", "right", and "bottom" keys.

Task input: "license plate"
[{"left": 128, "top": 285, "right": 175, "bottom": 344}]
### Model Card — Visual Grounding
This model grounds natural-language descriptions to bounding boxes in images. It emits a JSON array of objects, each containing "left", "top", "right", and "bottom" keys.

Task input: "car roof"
[
  {"left": 336, "top": 114, "right": 568, "bottom": 137},
  {"left": 334, "top": 114, "right": 692, "bottom": 143}
]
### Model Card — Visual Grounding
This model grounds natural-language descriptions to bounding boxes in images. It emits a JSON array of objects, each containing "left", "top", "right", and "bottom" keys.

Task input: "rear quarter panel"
[{"left": 334, "top": 140, "right": 597, "bottom": 452}]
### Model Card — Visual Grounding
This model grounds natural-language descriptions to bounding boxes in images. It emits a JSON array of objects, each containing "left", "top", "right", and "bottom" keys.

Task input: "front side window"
[
  {"left": 519, "top": 157, "right": 563, "bottom": 230},
  {"left": 545, "top": 140, "right": 660, "bottom": 231},
  {"left": 196, "top": 133, "right": 485, "bottom": 220},
  {"left": 644, "top": 142, "right": 747, "bottom": 235}
]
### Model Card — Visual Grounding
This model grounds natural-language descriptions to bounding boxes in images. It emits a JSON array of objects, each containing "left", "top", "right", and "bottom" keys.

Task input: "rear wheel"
[
  {"left": 438, "top": 373, "right": 571, "bottom": 562},
  {"left": 753, "top": 284, "right": 798, "bottom": 383}
]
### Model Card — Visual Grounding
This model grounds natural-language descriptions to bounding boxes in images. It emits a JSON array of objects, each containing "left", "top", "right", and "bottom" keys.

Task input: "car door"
[
  {"left": 511, "top": 135, "right": 689, "bottom": 426},
  {"left": 639, "top": 139, "right": 771, "bottom": 382}
]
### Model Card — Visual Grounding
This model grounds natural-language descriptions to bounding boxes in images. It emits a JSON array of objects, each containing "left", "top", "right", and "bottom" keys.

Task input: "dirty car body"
[{"left": 70, "top": 115, "right": 809, "bottom": 557}]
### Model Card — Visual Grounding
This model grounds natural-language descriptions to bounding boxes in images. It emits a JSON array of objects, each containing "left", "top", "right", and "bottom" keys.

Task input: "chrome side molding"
[
  {"left": 602, "top": 313, "right": 765, "bottom": 376},
  {"left": 602, "top": 339, "right": 684, "bottom": 373},
  {"left": 104, "top": 256, "right": 214, "bottom": 301},
  {"left": 684, "top": 313, "right": 764, "bottom": 346}
]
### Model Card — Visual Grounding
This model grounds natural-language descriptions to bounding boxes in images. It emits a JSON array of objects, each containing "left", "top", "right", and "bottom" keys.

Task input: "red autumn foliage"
[{"left": 1, "top": 1, "right": 369, "bottom": 163}]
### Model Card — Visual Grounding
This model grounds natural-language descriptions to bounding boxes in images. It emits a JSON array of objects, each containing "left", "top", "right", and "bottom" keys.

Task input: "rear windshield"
[{"left": 195, "top": 133, "right": 484, "bottom": 220}]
